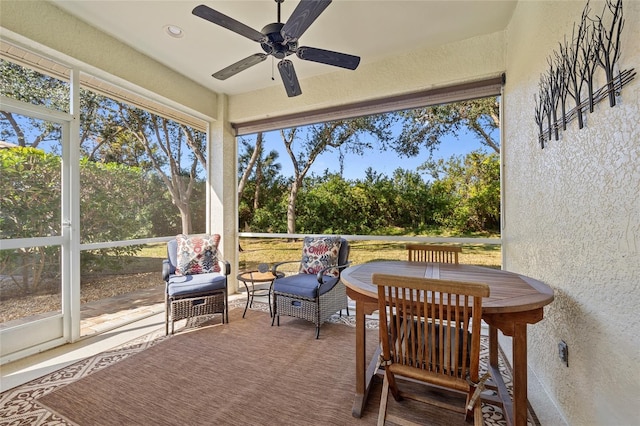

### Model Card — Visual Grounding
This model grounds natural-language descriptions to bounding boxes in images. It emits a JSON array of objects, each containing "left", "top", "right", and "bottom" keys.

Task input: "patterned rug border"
[{"left": 0, "top": 300, "right": 539, "bottom": 426}]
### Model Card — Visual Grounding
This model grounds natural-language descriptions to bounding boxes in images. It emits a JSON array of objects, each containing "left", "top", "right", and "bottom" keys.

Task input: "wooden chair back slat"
[{"left": 406, "top": 244, "right": 462, "bottom": 264}]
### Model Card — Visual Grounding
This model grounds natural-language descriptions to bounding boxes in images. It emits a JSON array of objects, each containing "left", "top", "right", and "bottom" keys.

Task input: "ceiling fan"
[{"left": 192, "top": 0, "right": 360, "bottom": 97}]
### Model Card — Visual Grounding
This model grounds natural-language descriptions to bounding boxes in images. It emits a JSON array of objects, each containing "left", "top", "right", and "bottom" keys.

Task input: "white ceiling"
[{"left": 50, "top": 0, "right": 517, "bottom": 97}]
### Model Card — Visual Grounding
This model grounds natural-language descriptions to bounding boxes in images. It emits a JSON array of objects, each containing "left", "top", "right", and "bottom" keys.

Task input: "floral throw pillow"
[
  {"left": 299, "top": 236, "right": 342, "bottom": 278},
  {"left": 175, "top": 234, "right": 221, "bottom": 275}
]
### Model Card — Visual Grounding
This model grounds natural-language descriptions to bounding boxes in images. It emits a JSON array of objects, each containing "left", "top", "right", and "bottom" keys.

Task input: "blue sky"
[
  {"left": 253, "top": 126, "right": 490, "bottom": 181},
  {"left": 9, "top": 111, "right": 489, "bottom": 182}
]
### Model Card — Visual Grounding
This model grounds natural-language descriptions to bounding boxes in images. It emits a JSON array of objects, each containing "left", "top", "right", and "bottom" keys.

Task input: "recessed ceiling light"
[{"left": 164, "top": 25, "right": 184, "bottom": 38}]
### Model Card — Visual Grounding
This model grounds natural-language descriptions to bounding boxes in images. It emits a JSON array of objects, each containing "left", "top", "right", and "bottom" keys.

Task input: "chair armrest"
[
  {"left": 162, "top": 259, "right": 171, "bottom": 282},
  {"left": 272, "top": 260, "right": 299, "bottom": 274},
  {"left": 316, "top": 260, "right": 352, "bottom": 285},
  {"left": 218, "top": 259, "right": 231, "bottom": 276}
]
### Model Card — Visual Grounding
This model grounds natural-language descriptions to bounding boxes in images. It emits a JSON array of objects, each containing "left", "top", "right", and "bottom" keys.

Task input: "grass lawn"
[
  {"left": 124, "top": 237, "right": 502, "bottom": 272},
  {"left": 239, "top": 238, "right": 501, "bottom": 271},
  {"left": 1, "top": 237, "right": 500, "bottom": 324}
]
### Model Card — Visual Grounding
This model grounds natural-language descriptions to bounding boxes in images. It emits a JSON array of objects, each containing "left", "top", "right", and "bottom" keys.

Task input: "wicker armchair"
[
  {"left": 162, "top": 234, "right": 230, "bottom": 335},
  {"left": 271, "top": 236, "right": 350, "bottom": 338}
]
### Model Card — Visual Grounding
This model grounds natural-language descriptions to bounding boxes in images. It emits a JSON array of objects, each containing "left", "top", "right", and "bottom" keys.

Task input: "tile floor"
[{"left": 80, "top": 284, "right": 165, "bottom": 337}]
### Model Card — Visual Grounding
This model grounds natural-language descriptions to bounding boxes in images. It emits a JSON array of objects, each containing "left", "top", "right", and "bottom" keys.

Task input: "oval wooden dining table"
[{"left": 341, "top": 260, "right": 554, "bottom": 426}]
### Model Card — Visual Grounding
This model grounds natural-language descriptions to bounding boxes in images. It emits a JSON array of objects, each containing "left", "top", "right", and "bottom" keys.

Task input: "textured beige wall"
[
  {"left": 502, "top": 1, "right": 640, "bottom": 425},
  {"left": 228, "top": 31, "right": 506, "bottom": 123}
]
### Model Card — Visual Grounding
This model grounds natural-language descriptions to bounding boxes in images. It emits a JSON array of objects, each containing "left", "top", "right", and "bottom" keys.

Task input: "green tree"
[
  {"left": 237, "top": 135, "right": 284, "bottom": 231},
  {"left": 0, "top": 147, "right": 154, "bottom": 292},
  {"left": 281, "top": 114, "right": 396, "bottom": 234},
  {"left": 425, "top": 151, "right": 500, "bottom": 232},
  {"left": 2, "top": 59, "right": 206, "bottom": 236},
  {"left": 395, "top": 97, "right": 500, "bottom": 156},
  {"left": 0, "top": 59, "right": 118, "bottom": 155},
  {"left": 0, "top": 60, "right": 67, "bottom": 148},
  {"left": 389, "top": 168, "right": 437, "bottom": 232},
  {"left": 297, "top": 173, "right": 355, "bottom": 234},
  {"left": 115, "top": 105, "right": 206, "bottom": 234},
  {"left": 0, "top": 147, "right": 61, "bottom": 293},
  {"left": 237, "top": 133, "right": 263, "bottom": 204},
  {"left": 78, "top": 159, "right": 152, "bottom": 272}
]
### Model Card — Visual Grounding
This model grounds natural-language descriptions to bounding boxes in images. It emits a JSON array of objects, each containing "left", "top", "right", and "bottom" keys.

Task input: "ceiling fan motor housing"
[{"left": 260, "top": 22, "right": 297, "bottom": 59}]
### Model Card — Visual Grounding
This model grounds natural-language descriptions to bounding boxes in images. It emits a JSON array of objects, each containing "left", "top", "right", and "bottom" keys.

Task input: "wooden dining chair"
[
  {"left": 372, "top": 273, "right": 490, "bottom": 426},
  {"left": 406, "top": 244, "right": 462, "bottom": 264}
]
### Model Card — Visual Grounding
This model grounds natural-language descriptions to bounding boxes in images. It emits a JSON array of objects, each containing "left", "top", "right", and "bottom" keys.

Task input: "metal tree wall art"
[{"left": 534, "top": 0, "right": 636, "bottom": 148}]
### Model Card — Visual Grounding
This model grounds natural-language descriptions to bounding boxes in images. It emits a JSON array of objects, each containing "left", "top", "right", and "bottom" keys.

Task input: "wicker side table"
[{"left": 237, "top": 269, "right": 284, "bottom": 318}]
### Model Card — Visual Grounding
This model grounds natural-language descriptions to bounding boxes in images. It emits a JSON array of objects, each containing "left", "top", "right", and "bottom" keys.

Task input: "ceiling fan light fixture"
[{"left": 164, "top": 25, "right": 184, "bottom": 38}]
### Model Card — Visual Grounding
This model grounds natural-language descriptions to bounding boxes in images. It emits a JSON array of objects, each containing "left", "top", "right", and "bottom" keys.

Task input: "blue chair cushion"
[
  {"left": 273, "top": 273, "right": 339, "bottom": 299},
  {"left": 167, "top": 239, "right": 179, "bottom": 275},
  {"left": 167, "top": 273, "right": 227, "bottom": 298}
]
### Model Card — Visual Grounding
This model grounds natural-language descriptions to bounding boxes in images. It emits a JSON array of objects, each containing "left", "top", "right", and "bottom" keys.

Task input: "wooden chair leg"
[
  {"left": 387, "top": 371, "right": 401, "bottom": 401},
  {"left": 465, "top": 391, "right": 484, "bottom": 425},
  {"left": 474, "top": 400, "right": 483, "bottom": 426},
  {"left": 377, "top": 373, "right": 391, "bottom": 426}
]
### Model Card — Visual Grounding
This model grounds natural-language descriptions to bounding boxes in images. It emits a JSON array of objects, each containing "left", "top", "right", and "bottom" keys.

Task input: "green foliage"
[
  {"left": 238, "top": 96, "right": 501, "bottom": 237},
  {"left": 80, "top": 159, "right": 150, "bottom": 241},
  {"left": 239, "top": 151, "right": 500, "bottom": 236},
  {"left": 297, "top": 173, "right": 355, "bottom": 234},
  {"left": 1, "top": 147, "right": 61, "bottom": 293},
  {"left": 294, "top": 168, "right": 441, "bottom": 235},
  {"left": 0, "top": 147, "right": 179, "bottom": 291},
  {"left": 237, "top": 138, "right": 287, "bottom": 232},
  {"left": 251, "top": 206, "right": 288, "bottom": 233},
  {"left": 78, "top": 158, "right": 156, "bottom": 273},
  {"left": 426, "top": 151, "right": 501, "bottom": 232},
  {"left": 396, "top": 97, "right": 501, "bottom": 156},
  {"left": 3, "top": 58, "right": 205, "bottom": 236},
  {"left": 1, "top": 147, "right": 61, "bottom": 239},
  {"left": 1, "top": 60, "right": 69, "bottom": 112}
]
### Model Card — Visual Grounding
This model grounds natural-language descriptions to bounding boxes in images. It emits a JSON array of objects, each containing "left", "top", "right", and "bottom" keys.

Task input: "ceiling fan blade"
[
  {"left": 192, "top": 4, "right": 265, "bottom": 43},
  {"left": 278, "top": 59, "right": 302, "bottom": 97},
  {"left": 212, "top": 53, "right": 268, "bottom": 80},
  {"left": 281, "top": 0, "right": 332, "bottom": 43},
  {"left": 296, "top": 46, "right": 360, "bottom": 70}
]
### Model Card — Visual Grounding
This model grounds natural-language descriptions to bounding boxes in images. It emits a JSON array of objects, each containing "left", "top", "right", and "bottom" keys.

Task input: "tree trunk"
[
  {"left": 287, "top": 178, "right": 302, "bottom": 234},
  {"left": 253, "top": 168, "right": 262, "bottom": 210},
  {"left": 176, "top": 200, "right": 192, "bottom": 234},
  {"left": 238, "top": 132, "right": 262, "bottom": 200}
]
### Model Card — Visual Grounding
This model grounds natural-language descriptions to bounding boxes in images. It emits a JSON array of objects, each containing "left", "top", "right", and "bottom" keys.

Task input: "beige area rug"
[{"left": 0, "top": 301, "right": 538, "bottom": 425}]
